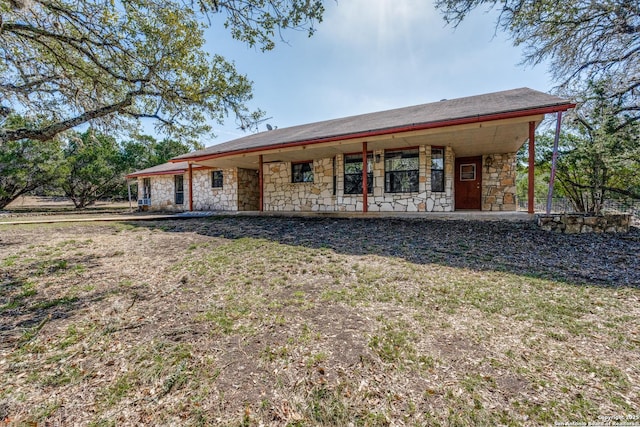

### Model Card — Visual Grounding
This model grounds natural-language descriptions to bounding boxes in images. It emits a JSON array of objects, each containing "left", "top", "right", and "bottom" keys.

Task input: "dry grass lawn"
[
  {"left": 0, "top": 217, "right": 639, "bottom": 426},
  {"left": 5, "top": 196, "right": 131, "bottom": 211}
]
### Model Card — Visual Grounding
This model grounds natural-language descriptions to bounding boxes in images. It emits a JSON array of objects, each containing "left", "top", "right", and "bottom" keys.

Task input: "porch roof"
[
  {"left": 173, "top": 88, "right": 574, "bottom": 168},
  {"left": 126, "top": 161, "right": 209, "bottom": 179}
]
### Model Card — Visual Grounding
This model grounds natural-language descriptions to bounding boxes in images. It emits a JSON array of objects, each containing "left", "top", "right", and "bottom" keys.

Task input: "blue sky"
[{"left": 202, "top": 0, "right": 553, "bottom": 145}]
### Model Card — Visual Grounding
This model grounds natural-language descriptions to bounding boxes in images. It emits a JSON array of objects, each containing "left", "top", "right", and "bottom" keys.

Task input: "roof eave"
[
  {"left": 125, "top": 169, "right": 188, "bottom": 179},
  {"left": 174, "top": 102, "right": 576, "bottom": 163}
]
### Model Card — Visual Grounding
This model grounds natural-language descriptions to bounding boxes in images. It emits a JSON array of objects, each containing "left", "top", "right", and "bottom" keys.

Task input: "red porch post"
[
  {"left": 258, "top": 155, "right": 264, "bottom": 212},
  {"left": 362, "top": 141, "right": 368, "bottom": 213},
  {"left": 188, "top": 162, "right": 193, "bottom": 211},
  {"left": 527, "top": 121, "right": 535, "bottom": 214}
]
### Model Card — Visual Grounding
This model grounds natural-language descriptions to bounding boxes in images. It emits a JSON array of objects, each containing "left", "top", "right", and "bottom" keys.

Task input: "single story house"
[
  {"left": 125, "top": 161, "right": 259, "bottom": 211},
  {"left": 126, "top": 87, "right": 574, "bottom": 214}
]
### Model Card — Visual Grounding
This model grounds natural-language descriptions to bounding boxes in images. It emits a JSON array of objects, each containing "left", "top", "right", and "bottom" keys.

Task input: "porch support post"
[
  {"left": 188, "top": 162, "right": 193, "bottom": 211},
  {"left": 127, "top": 180, "right": 133, "bottom": 212},
  {"left": 362, "top": 141, "right": 368, "bottom": 213},
  {"left": 546, "top": 111, "right": 563, "bottom": 215},
  {"left": 259, "top": 155, "right": 264, "bottom": 212},
  {"left": 528, "top": 121, "right": 536, "bottom": 214}
]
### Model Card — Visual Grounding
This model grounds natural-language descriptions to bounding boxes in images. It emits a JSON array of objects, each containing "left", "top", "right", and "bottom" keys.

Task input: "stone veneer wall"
[
  {"left": 191, "top": 168, "right": 238, "bottom": 211},
  {"left": 142, "top": 174, "right": 185, "bottom": 211},
  {"left": 139, "top": 167, "right": 240, "bottom": 212},
  {"left": 536, "top": 213, "right": 631, "bottom": 233},
  {"left": 263, "top": 145, "right": 455, "bottom": 212},
  {"left": 353, "top": 146, "right": 455, "bottom": 212},
  {"left": 482, "top": 152, "right": 517, "bottom": 211},
  {"left": 423, "top": 146, "right": 455, "bottom": 212},
  {"left": 138, "top": 147, "right": 516, "bottom": 213},
  {"left": 237, "top": 168, "right": 260, "bottom": 211},
  {"left": 263, "top": 158, "right": 335, "bottom": 211}
]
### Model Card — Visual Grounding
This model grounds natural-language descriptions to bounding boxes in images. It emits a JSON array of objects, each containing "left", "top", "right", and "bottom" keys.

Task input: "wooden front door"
[{"left": 455, "top": 156, "right": 482, "bottom": 210}]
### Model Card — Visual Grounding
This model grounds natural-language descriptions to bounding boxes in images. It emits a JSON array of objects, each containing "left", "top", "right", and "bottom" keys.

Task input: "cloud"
[{"left": 325, "top": 0, "right": 443, "bottom": 52}]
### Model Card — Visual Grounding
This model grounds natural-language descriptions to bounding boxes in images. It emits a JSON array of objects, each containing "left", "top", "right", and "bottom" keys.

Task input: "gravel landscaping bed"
[{"left": 149, "top": 216, "right": 640, "bottom": 287}]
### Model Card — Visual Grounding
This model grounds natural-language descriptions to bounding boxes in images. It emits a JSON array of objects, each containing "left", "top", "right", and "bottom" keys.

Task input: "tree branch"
[{"left": 0, "top": 92, "right": 137, "bottom": 142}]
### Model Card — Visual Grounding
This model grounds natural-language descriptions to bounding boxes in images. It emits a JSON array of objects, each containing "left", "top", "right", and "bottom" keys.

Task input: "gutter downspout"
[
  {"left": 528, "top": 122, "right": 536, "bottom": 214},
  {"left": 546, "top": 111, "right": 563, "bottom": 214}
]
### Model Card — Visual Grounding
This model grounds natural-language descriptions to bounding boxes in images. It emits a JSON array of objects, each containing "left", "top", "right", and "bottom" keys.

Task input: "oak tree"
[
  {"left": 0, "top": 0, "right": 324, "bottom": 143},
  {"left": 121, "top": 134, "right": 201, "bottom": 173},
  {"left": 435, "top": 0, "right": 640, "bottom": 126},
  {"left": 526, "top": 87, "right": 640, "bottom": 212},
  {"left": 59, "top": 129, "right": 127, "bottom": 208},
  {"left": 0, "top": 115, "right": 65, "bottom": 209}
]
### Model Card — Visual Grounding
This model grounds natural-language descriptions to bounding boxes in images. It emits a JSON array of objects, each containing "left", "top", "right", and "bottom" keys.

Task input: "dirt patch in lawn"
[{"left": 1, "top": 217, "right": 639, "bottom": 426}]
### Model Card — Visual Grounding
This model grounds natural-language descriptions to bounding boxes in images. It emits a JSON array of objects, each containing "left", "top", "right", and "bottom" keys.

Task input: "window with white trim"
[
  {"left": 142, "top": 178, "right": 151, "bottom": 199},
  {"left": 460, "top": 164, "right": 476, "bottom": 181}
]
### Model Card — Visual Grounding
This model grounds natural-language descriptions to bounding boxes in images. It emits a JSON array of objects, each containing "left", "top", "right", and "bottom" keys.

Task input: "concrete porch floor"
[
  {"left": 187, "top": 210, "right": 536, "bottom": 222},
  {"left": 0, "top": 210, "right": 535, "bottom": 225}
]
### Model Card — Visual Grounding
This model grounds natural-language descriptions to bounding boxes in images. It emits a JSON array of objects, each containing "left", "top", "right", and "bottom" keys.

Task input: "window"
[
  {"left": 460, "top": 164, "right": 476, "bottom": 181},
  {"left": 385, "top": 149, "right": 419, "bottom": 193},
  {"left": 332, "top": 156, "right": 337, "bottom": 196},
  {"left": 174, "top": 175, "right": 184, "bottom": 204},
  {"left": 431, "top": 148, "right": 445, "bottom": 192},
  {"left": 212, "top": 170, "right": 223, "bottom": 188},
  {"left": 142, "top": 178, "right": 151, "bottom": 199},
  {"left": 344, "top": 153, "right": 373, "bottom": 194},
  {"left": 292, "top": 161, "right": 313, "bottom": 183}
]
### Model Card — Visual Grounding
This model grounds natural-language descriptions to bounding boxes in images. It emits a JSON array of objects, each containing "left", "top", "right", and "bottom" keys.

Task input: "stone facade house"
[
  {"left": 126, "top": 162, "right": 259, "bottom": 212},
  {"left": 128, "top": 88, "right": 574, "bottom": 214}
]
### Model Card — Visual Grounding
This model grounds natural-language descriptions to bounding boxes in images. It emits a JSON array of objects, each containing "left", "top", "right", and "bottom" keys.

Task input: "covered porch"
[
  {"left": 182, "top": 113, "right": 546, "bottom": 214},
  {"left": 172, "top": 88, "right": 575, "bottom": 215}
]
